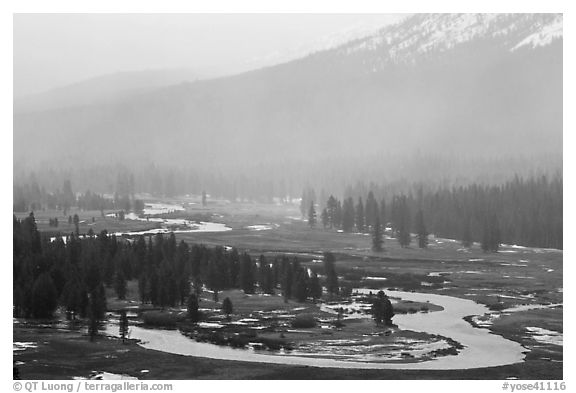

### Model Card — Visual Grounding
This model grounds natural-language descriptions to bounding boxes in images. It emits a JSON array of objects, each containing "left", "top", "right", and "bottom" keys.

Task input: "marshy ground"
[{"left": 13, "top": 197, "right": 563, "bottom": 379}]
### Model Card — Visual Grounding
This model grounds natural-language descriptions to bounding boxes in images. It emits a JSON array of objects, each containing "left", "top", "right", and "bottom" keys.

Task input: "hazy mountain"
[
  {"left": 14, "top": 13, "right": 562, "bottom": 175},
  {"left": 13, "top": 67, "right": 225, "bottom": 113}
]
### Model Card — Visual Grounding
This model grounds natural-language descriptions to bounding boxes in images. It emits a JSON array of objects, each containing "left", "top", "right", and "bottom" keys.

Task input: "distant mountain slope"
[
  {"left": 14, "top": 13, "right": 562, "bottom": 171},
  {"left": 13, "top": 67, "right": 221, "bottom": 113}
]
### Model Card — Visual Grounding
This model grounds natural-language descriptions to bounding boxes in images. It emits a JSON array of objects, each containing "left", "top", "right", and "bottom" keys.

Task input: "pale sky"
[{"left": 13, "top": 13, "right": 405, "bottom": 97}]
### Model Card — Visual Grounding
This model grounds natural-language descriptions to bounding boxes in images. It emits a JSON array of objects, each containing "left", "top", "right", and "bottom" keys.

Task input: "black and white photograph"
[{"left": 9, "top": 3, "right": 567, "bottom": 385}]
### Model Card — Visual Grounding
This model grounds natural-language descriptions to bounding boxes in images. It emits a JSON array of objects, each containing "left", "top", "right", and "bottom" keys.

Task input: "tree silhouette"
[
  {"left": 119, "top": 310, "right": 129, "bottom": 343},
  {"left": 323, "top": 252, "right": 339, "bottom": 296},
  {"left": 187, "top": 294, "right": 201, "bottom": 322},
  {"left": 415, "top": 209, "right": 428, "bottom": 248},
  {"left": 222, "top": 297, "right": 233, "bottom": 320},
  {"left": 372, "top": 216, "right": 384, "bottom": 252},
  {"left": 308, "top": 201, "right": 317, "bottom": 228}
]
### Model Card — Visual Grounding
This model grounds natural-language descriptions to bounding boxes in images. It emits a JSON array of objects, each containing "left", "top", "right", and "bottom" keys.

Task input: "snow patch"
[{"left": 525, "top": 327, "right": 562, "bottom": 346}]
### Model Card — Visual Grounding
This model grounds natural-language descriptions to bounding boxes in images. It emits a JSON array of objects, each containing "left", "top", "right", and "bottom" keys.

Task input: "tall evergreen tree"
[
  {"left": 281, "top": 258, "right": 293, "bottom": 302},
  {"left": 309, "top": 271, "right": 322, "bottom": 300},
  {"left": 355, "top": 197, "right": 365, "bottom": 233},
  {"left": 60, "top": 272, "right": 86, "bottom": 319},
  {"left": 207, "top": 260, "right": 222, "bottom": 302},
  {"left": 87, "top": 284, "right": 107, "bottom": 341},
  {"left": 239, "top": 253, "right": 255, "bottom": 294},
  {"left": 372, "top": 216, "right": 384, "bottom": 252},
  {"left": 321, "top": 208, "right": 329, "bottom": 229},
  {"left": 334, "top": 200, "right": 343, "bottom": 229},
  {"left": 293, "top": 269, "right": 309, "bottom": 303},
  {"left": 119, "top": 310, "right": 129, "bottom": 343},
  {"left": 323, "top": 252, "right": 339, "bottom": 296},
  {"left": 308, "top": 201, "right": 317, "bottom": 228},
  {"left": 326, "top": 195, "right": 338, "bottom": 228},
  {"left": 379, "top": 198, "right": 387, "bottom": 230},
  {"left": 73, "top": 214, "right": 80, "bottom": 235},
  {"left": 222, "top": 297, "right": 233, "bottom": 320},
  {"left": 393, "top": 195, "right": 411, "bottom": 248},
  {"left": 342, "top": 197, "right": 355, "bottom": 232},
  {"left": 415, "top": 209, "right": 429, "bottom": 248},
  {"left": 258, "top": 255, "right": 274, "bottom": 294},
  {"left": 482, "top": 214, "right": 501, "bottom": 253},
  {"left": 365, "top": 191, "right": 379, "bottom": 230},
  {"left": 187, "top": 293, "right": 201, "bottom": 322},
  {"left": 462, "top": 216, "right": 473, "bottom": 248},
  {"left": 31, "top": 273, "right": 58, "bottom": 319}
]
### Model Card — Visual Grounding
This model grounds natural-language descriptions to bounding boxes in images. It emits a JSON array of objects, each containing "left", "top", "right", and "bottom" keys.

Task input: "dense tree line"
[
  {"left": 14, "top": 178, "right": 144, "bottom": 216},
  {"left": 14, "top": 152, "right": 561, "bottom": 205},
  {"left": 312, "top": 174, "right": 562, "bottom": 250},
  {"left": 13, "top": 214, "right": 342, "bottom": 325}
]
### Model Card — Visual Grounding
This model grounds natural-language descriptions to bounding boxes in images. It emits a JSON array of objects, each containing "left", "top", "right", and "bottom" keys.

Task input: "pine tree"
[
  {"left": 31, "top": 273, "right": 58, "bottom": 319},
  {"left": 114, "top": 270, "right": 127, "bottom": 300},
  {"left": 323, "top": 252, "right": 339, "bottom": 296},
  {"left": 355, "top": 197, "right": 365, "bottom": 233},
  {"left": 321, "top": 208, "right": 329, "bottom": 229},
  {"left": 309, "top": 271, "right": 322, "bottom": 300},
  {"left": 308, "top": 201, "right": 317, "bottom": 228},
  {"left": 334, "top": 200, "right": 343, "bottom": 229},
  {"left": 258, "top": 255, "right": 274, "bottom": 294},
  {"left": 365, "top": 191, "right": 379, "bottom": 230},
  {"left": 326, "top": 195, "right": 338, "bottom": 228},
  {"left": 60, "top": 271, "right": 88, "bottom": 319},
  {"left": 281, "top": 258, "right": 293, "bottom": 302},
  {"left": 342, "top": 197, "right": 355, "bottom": 232},
  {"left": 187, "top": 293, "right": 200, "bottom": 322},
  {"left": 462, "top": 216, "right": 473, "bottom": 248},
  {"left": 371, "top": 291, "right": 394, "bottom": 326},
  {"left": 239, "top": 253, "right": 255, "bottom": 294},
  {"left": 293, "top": 269, "right": 309, "bottom": 303},
  {"left": 372, "top": 216, "right": 384, "bottom": 252},
  {"left": 88, "top": 284, "right": 107, "bottom": 341},
  {"left": 393, "top": 195, "right": 411, "bottom": 248},
  {"left": 222, "top": 297, "right": 233, "bottom": 320},
  {"left": 207, "top": 260, "right": 221, "bottom": 302},
  {"left": 379, "top": 198, "right": 387, "bottom": 231},
  {"left": 415, "top": 209, "right": 428, "bottom": 248},
  {"left": 482, "top": 214, "right": 501, "bottom": 253},
  {"left": 300, "top": 189, "right": 308, "bottom": 217},
  {"left": 73, "top": 214, "right": 80, "bottom": 235},
  {"left": 119, "top": 310, "right": 129, "bottom": 343}
]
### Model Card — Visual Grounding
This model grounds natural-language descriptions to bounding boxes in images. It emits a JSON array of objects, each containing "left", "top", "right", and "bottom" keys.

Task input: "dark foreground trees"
[
  {"left": 13, "top": 214, "right": 345, "bottom": 331},
  {"left": 30, "top": 273, "right": 58, "bottom": 319}
]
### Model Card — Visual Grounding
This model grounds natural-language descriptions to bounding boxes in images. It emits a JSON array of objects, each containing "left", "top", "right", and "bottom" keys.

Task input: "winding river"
[{"left": 126, "top": 290, "right": 527, "bottom": 370}]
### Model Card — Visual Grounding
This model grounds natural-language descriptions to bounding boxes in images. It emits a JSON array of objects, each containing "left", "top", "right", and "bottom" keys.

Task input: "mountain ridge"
[{"left": 14, "top": 13, "right": 562, "bottom": 175}]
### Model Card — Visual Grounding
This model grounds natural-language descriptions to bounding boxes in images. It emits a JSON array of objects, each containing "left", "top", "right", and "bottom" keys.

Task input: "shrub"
[
  {"left": 141, "top": 311, "right": 178, "bottom": 328},
  {"left": 257, "top": 337, "right": 289, "bottom": 351},
  {"left": 291, "top": 313, "right": 317, "bottom": 328}
]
